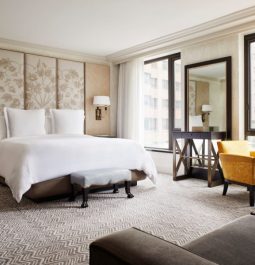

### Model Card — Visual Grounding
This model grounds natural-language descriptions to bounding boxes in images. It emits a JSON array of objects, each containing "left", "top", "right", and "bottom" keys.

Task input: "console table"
[{"left": 172, "top": 131, "right": 226, "bottom": 187}]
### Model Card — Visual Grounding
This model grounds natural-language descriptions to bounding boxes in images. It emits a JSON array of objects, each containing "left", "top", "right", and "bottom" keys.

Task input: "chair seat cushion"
[
  {"left": 184, "top": 215, "right": 255, "bottom": 265},
  {"left": 71, "top": 168, "right": 131, "bottom": 188}
]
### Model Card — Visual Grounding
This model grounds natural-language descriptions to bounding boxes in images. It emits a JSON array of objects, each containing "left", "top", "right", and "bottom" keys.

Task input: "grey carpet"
[{"left": 0, "top": 174, "right": 252, "bottom": 264}]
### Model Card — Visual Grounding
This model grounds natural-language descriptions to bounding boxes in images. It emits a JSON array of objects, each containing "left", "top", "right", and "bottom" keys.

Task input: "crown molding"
[
  {"left": 107, "top": 6, "right": 255, "bottom": 64},
  {"left": 0, "top": 38, "right": 109, "bottom": 65}
]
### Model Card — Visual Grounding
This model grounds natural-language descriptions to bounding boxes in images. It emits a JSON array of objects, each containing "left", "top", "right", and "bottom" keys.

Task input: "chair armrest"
[
  {"left": 219, "top": 154, "right": 255, "bottom": 184},
  {"left": 219, "top": 153, "right": 254, "bottom": 163},
  {"left": 250, "top": 151, "right": 255, "bottom": 157},
  {"left": 90, "top": 228, "right": 218, "bottom": 265}
]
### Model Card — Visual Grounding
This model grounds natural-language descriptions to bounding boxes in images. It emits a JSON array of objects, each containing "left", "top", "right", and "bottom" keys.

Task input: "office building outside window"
[{"left": 144, "top": 53, "right": 182, "bottom": 150}]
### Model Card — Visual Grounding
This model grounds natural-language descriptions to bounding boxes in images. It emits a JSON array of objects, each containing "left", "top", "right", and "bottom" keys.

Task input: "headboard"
[
  {"left": 0, "top": 49, "right": 85, "bottom": 135},
  {"left": 0, "top": 48, "right": 111, "bottom": 137}
]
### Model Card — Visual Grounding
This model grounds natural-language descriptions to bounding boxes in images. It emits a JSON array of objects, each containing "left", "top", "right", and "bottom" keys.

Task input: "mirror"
[{"left": 185, "top": 57, "right": 231, "bottom": 138}]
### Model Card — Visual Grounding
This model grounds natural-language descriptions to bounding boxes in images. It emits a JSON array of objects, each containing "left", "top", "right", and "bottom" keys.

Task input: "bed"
[{"left": 0, "top": 134, "right": 157, "bottom": 202}]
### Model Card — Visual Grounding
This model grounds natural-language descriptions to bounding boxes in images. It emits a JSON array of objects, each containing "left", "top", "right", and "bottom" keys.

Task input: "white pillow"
[
  {"left": 45, "top": 116, "right": 52, "bottom": 134},
  {"left": 4, "top": 108, "right": 46, "bottom": 138},
  {"left": 0, "top": 116, "right": 7, "bottom": 140},
  {"left": 50, "top": 109, "right": 84, "bottom": 134}
]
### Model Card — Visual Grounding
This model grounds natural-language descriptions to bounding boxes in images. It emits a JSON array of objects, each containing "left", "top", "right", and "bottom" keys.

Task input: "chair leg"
[
  {"left": 125, "top": 181, "right": 134, "bottom": 199},
  {"left": 223, "top": 181, "right": 228, "bottom": 196},
  {"left": 249, "top": 187, "right": 254, "bottom": 207},
  {"left": 81, "top": 187, "right": 89, "bottom": 208},
  {"left": 113, "top": 184, "right": 119, "bottom": 193}
]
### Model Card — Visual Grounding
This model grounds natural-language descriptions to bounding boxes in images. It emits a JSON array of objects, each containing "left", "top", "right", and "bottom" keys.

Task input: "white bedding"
[{"left": 0, "top": 135, "right": 157, "bottom": 202}]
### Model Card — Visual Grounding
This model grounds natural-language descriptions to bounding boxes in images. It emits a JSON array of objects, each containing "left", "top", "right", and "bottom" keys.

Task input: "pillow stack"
[{"left": 3, "top": 108, "right": 85, "bottom": 138}]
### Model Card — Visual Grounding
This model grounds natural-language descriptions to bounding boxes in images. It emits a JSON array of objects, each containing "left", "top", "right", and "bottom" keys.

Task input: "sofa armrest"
[{"left": 90, "top": 228, "right": 218, "bottom": 265}]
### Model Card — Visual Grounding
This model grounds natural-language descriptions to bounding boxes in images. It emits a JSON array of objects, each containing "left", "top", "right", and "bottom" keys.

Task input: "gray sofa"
[{"left": 90, "top": 214, "right": 255, "bottom": 265}]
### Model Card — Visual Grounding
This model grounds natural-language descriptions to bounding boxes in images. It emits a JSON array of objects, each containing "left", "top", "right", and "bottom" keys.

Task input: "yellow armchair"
[{"left": 217, "top": 140, "right": 255, "bottom": 206}]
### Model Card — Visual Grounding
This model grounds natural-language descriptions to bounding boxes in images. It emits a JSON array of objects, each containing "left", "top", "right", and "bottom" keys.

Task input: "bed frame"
[{"left": 0, "top": 170, "right": 146, "bottom": 202}]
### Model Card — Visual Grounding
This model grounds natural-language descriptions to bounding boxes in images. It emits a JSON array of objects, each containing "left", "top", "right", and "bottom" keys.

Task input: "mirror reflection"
[{"left": 187, "top": 62, "right": 227, "bottom": 132}]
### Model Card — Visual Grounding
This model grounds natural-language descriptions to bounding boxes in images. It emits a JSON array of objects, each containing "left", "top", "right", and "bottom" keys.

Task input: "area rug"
[{"left": 0, "top": 174, "right": 252, "bottom": 264}]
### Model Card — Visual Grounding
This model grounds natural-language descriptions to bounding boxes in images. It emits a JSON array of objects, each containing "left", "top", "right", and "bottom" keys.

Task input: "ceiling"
[{"left": 0, "top": 0, "right": 255, "bottom": 57}]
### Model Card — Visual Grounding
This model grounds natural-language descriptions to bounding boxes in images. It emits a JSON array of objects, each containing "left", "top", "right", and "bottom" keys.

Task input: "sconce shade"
[
  {"left": 202, "top": 104, "right": 212, "bottom": 112},
  {"left": 93, "top": 96, "right": 110, "bottom": 106}
]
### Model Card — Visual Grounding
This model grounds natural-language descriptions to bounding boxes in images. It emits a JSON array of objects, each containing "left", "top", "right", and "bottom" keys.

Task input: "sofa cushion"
[
  {"left": 90, "top": 228, "right": 218, "bottom": 265},
  {"left": 184, "top": 215, "right": 255, "bottom": 265}
]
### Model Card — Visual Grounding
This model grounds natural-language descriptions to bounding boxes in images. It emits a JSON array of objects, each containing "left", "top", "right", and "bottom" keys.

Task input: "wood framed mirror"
[{"left": 185, "top": 57, "right": 232, "bottom": 139}]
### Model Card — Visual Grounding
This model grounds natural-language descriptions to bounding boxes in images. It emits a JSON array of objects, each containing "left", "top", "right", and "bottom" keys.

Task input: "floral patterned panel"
[
  {"left": 0, "top": 50, "right": 24, "bottom": 113},
  {"left": 25, "top": 54, "right": 57, "bottom": 111},
  {"left": 189, "top": 80, "right": 196, "bottom": 116},
  {"left": 57, "top": 59, "right": 84, "bottom": 109}
]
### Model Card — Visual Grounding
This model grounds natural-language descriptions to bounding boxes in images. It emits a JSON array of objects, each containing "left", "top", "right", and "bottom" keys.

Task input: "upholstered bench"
[{"left": 70, "top": 168, "right": 134, "bottom": 208}]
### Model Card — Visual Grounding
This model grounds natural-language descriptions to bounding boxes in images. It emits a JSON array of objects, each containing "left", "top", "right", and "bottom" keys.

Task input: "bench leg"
[
  {"left": 69, "top": 184, "right": 76, "bottom": 202},
  {"left": 81, "top": 187, "right": 89, "bottom": 208},
  {"left": 113, "top": 184, "right": 119, "bottom": 193},
  {"left": 125, "top": 181, "right": 134, "bottom": 199}
]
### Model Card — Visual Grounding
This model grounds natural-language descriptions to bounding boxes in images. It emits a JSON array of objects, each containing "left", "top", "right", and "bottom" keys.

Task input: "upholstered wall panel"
[
  {"left": 25, "top": 54, "right": 57, "bottom": 110},
  {"left": 57, "top": 59, "right": 84, "bottom": 109},
  {"left": 85, "top": 63, "right": 110, "bottom": 135},
  {"left": 0, "top": 50, "right": 24, "bottom": 113}
]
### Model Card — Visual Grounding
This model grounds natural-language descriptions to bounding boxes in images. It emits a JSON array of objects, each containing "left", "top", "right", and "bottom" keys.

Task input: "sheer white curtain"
[{"left": 117, "top": 58, "right": 144, "bottom": 144}]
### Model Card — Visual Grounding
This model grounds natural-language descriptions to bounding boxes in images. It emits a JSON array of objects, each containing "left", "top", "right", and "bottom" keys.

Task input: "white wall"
[{"left": 149, "top": 151, "right": 173, "bottom": 174}]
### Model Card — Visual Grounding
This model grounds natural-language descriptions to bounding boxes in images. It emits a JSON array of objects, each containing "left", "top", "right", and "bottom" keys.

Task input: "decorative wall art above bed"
[
  {"left": 25, "top": 54, "right": 57, "bottom": 111},
  {"left": 0, "top": 50, "right": 24, "bottom": 112},
  {"left": 58, "top": 59, "right": 84, "bottom": 110},
  {"left": 0, "top": 48, "right": 110, "bottom": 135}
]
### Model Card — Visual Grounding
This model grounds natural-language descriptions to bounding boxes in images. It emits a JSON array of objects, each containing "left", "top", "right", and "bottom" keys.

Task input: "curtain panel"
[{"left": 117, "top": 58, "right": 144, "bottom": 144}]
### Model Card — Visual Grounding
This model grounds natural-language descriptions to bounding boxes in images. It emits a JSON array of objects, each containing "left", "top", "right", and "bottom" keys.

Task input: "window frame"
[
  {"left": 244, "top": 33, "right": 255, "bottom": 136},
  {"left": 144, "top": 52, "right": 181, "bottom": 152}
]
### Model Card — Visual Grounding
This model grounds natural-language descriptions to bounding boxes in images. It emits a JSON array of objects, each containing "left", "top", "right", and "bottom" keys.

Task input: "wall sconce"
[
  {"left": 93, "top": 96, "right": 111, "bottom": 120},
  {"left": 201, "top": 104, "right": 212, "bottom": 123}
]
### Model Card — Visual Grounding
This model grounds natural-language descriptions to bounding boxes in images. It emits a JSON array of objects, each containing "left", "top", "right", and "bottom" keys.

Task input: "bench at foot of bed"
[{"left": 70, "top": 168, "right": 134, "bottom": 208}]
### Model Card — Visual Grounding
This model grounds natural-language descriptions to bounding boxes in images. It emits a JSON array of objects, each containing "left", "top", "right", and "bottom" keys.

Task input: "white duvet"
[{"left": 0, "top": 135, "right": 157, "bottom": 202}]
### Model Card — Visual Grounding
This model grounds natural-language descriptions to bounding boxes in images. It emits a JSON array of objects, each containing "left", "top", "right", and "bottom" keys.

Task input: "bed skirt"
[{"left": 0, "top": 170, "right": 146, "bottom": 201}]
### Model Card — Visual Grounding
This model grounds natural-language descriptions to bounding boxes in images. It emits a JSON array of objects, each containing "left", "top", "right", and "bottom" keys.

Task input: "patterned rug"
[{"left": 0, "top": 174, "right": 252, "bottom": 264}]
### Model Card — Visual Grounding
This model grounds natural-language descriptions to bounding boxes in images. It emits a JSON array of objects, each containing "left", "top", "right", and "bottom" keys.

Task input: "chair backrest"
[{"left": 217, "top": 140, "right": 250, "bottom": 156}]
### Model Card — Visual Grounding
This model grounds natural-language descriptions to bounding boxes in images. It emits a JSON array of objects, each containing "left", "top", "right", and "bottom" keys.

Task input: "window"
[
  {"left": 144, "top": 95, "right": 150, "bottom": 106},
  {"left": 245, "top": 33, "right": 255, "bottom": 136},
  {"left": 162, "top": 119, "right": 168, "bottom": 130},
  {"left": 151, "top": 77, "right": 158, "bottom": 88},
  {"left": 174, "top": 60, "right": 182, "bottom": 129},
  {"left": 162, "top": 60, "right": 168, "bottom": 70},
  {"left": 145, "top": 73, "right": 151, "bottom": 84},
  {"left": 162, "top": 99, "right": 168, "bottom": 108},
  {"left": 144, "top": 96, "right": 158, "bottom": 109},
  {"left": 162, "top": 80, "right": 168, "bottom": 89},
  {"left": 153, "top": 98, "right": 158, "bottom": 109},
  {"left": 144, "top": 118, "right": 158, "bottom": 130},
  {"left": 144, "top": 53, "right": 182, "bottom": 150}
]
